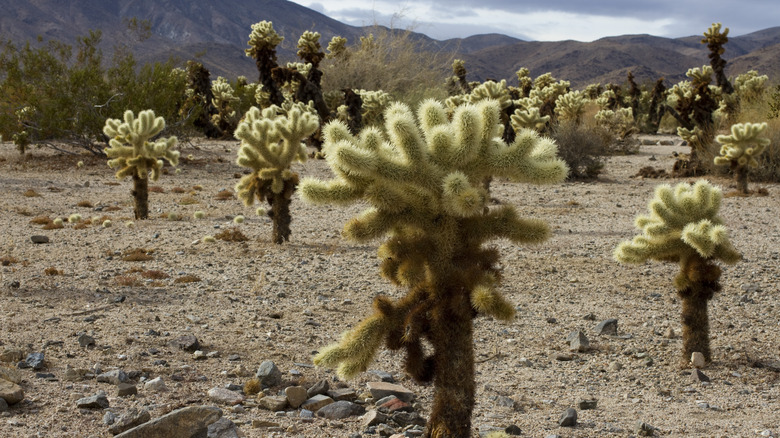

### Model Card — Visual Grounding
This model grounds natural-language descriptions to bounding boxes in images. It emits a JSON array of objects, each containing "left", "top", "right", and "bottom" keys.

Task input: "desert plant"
[
  {"left": 234, "top": 102, "right": 319, "bottom": 243},
  {"left": 554, "top": 90, "right": 587, "bottom": 125},
  {"left": 614, "top": 180, "right": 741, "bottom": 366},
  {"left": 702, "top": 23, "right": 734, "bottom": 95},
  {"left": 714, "top": 122, "right": 770, "bottom": 194},
  {"left": 550, "top": 120, "right": 608, "bottom": 179},
  {"left": 300, "top": 99, "right": 568, "bottom": 436},
  {"left": 103, "top": 109, "right": 180, "bottom": 219}
]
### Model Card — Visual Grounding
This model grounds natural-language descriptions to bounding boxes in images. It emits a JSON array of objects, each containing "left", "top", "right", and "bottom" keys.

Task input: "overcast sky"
[{"left": 287, "top": 0, "right": 779, "bottom": 41}]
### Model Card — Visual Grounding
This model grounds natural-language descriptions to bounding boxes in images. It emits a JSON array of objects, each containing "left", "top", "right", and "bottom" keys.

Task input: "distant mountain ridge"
[{"left": 1, "top": 0, "right": 778, "bottom": 88}]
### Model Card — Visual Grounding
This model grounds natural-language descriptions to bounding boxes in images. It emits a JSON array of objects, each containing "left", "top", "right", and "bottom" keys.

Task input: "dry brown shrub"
[
  {"left": 121, "top": 248, "right": 154, "bottom": 262},
  {"left": 44, "top": 267, "right": 62, "bottom": 275},
  {"left": 73, "top": 221, "right": 91, "bottom": 230},
  {"left": 114, "top": 275, "right": 142, "bottom": 287},
  {"left": 104, "top": 181, "right": 121, "bottom": 186},
  {"left": 42, "top": 221, "right": 64, "bottom": 230},
  {"left": 14, "top": 207, "right": 33, "bottom": 216},
  {"left": 171, "top": 187, "right": 187, "bottom": 193},
  {"left": 215, "top": 227, "right": 249, "bottom": 242},
  {"left": 125, "top": 266, "right": 144, "bottom": 274},
  {"left": 141, "top": 270, "right": 169, "bottom": 279},
  {"left": 174, "top": 274, "right": 201, "bottom": 284},
  {"left": 550, "top": 120, "right": 609, "bottom": 179},
  {"left": 103, "top": 206, "right": 123, "bottom": 212},
  {"left": 148, "top": 186, "right": 165, "bottom": 193},
  {"left": 23, "top": 189, "right": 41, "bottom": 197},
  {"left": 178, "top": 196, "right": 199, "bottom": 205},
  {"left": 76, "top": 200, "right": 93, "bottom": 208},
  {"left": 1, "top": 256, "right": 19, "bottom": 266},
  {"left": 633, "top": 166, "right": 668, "bottom": 178},
  {"left": 192, "top": 185, "right": 203, "bottom": 191},
  {"left": 29, "top": 215, "right": 52, "bottom": 225},
  {"left": 214, "top": 190, "right": 235, "bottom": 201}
]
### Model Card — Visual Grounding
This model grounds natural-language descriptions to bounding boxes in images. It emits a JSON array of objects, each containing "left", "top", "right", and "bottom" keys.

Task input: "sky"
[{"left": 287, "top": 0, "right": 779, "bottom": 42}]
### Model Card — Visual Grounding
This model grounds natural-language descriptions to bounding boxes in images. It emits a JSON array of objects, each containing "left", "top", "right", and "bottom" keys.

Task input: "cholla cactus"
[
  {"left": 326, "top": 36, "right": 348, "bottom": 59},
  {"left": 211, "top": 77, "right": 241, "bottom": 136},
  {"left": 702, "top": 22, "right": 734, "bottom": 94},
  {"left": 103, "top": 110, "right": 179, "bottom": 219},
  {"left": 714, "top": 122, "right": 770, "bottom": 194},
  {"left": 469, "top": 80, "right": 511, "bottom": 110},
  {"left": 614, "top": 180, "right": 740, "bottom": 366},
  {"left": 301, "top": 99, "right": 568, "bottom": 436},
  {"left": 516, "top": 67, "right": 533, "bottom": 96},
  {"left": 555, "top": 90, "right": 586, "bottom": 124},
  {"left": 595, "top": 107, "right": 636, "bottom": 140},
  {"left": 245, "top": 21, "right": 285, "bottom": 106},
  {"left": 511, "top": 107, "right": 550, "bottom": 132},
  {"left": 358, "top": 89, "right": 391, "bottom": 127},
  {"left": 734, "top": 70, "right": 768, "bottom": 102},
  {"left": 234, "top": 102, "right": 319, "bottom": 243}
]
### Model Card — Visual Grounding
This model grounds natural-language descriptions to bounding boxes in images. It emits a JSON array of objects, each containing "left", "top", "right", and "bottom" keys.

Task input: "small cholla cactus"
[
  {"left": 714, "top": 122, "right": 770, "bottom": 194},
  {"left": 234, "top": 102, "right": 320, "bottom": 243},
  {"left": 211, "top": 77, "right": 241, "bottom": 137},
  {"left": 326, "top": 36, "right": 348, "bottom": 59},
  {"left": 614, "top": 180, "right": 740, "bottom": 366},
  {"left": 469, "top": 80, "right": 512, "bottom": 110},
  {"left": 733, "top": 70, "right": 768, "bottom": 102},
  {"left": 554, "top": 90, "right": 586, "bottom": 124},
  {"left": 301, "top": 98, "right": 568, "bottom": 436},
  {"left": 103, "top": 110, "right": 179, "bottom": 219},
  {"left": 511, "top": 107, "right": 550, "bottom": 133},
  {"left": 595, "top": 107, "right": 636, "bottom": 140}
]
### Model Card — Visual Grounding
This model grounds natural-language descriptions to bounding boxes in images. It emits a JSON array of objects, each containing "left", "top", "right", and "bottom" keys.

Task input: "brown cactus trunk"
[
  {"left": 267, "top": 176, "right": 298, "bottom": 244},
  {"left": 132, "top": 174, "right": 149, "bottom": 220},
  {"left": 677, "top": 257, "right": 721, "bottom": 367},
  {"left": 735, "top": 165, "right": 749, "bottom": 194},
  {"left": 425, "top": 288, "right": 475, "bottom": 438}
]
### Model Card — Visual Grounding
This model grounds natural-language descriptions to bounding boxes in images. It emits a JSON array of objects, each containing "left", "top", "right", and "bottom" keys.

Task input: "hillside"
[{"left": 1, "top": 0, "right": 779, "bottom": 88}]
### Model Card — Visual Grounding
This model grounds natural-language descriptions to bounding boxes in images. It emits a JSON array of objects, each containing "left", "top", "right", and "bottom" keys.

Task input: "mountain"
[{"left": 1, "top": 0, "right": 779, "bottom": 89}]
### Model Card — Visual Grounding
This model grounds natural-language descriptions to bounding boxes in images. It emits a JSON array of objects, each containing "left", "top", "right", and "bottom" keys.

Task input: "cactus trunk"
[
  {"left": 679, "top": 292, "right": 711, "bottom": 366},
  {"left": 132, "top": 174, "right": 149, "bottom": 220},
  {"left": 267, "top": 177, "right": 297, "bottom": 244},
  {"left": 735, "top": 165, "right": 749, "bottom": 194},
  {"left": 425, "top": 287, "right": 475, "bottom": 438}
]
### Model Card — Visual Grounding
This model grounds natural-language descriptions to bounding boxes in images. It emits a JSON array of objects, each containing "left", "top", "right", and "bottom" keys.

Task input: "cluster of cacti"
[
  {"left": 180, "top": 61, "right": 222, "bottom": 138},
  {"left": 714, "top": 122, "right": 771, "bottom": 193},
  {"left": 210, "top": 76, "right": 241, "bottom": 136},
  {"left": 595, "top": 107, "right": 636, "bottom": 140},
  {"left": 733, "top": 70, "right": 769, "bottom": 102},
  {"left": 234, "top": 101, "right": 320, "bottom": 243},
  {"left": 301, "top": 99, "right": 568, "bottom": 436},
  {"left": 614, "top": 180, "right": 740, "bottom": 366},
  {"left": 336, "top": 89, "right": 391, "bottom": 131},
  {"left": 554, "top": 90, "right": 586, "bottom": 124},
  {"left": 103, "top": 109, "right": 179, "bottom": 219}
]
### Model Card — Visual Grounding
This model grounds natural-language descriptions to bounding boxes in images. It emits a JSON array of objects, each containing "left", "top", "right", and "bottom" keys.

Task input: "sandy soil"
[{"left": 0, "top": 137, "right": 778, "bottom": 438}]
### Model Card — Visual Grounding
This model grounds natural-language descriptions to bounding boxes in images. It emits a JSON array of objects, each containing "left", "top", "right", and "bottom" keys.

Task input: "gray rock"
[
  {"left": 316, "top": 400, "right": 365, "bottom": 419},
  {"left": 30, "top": 235, "right": 50, "bottom": 244},
  {"left": 117, "top": 383, "right": 137, "bottom": 397},
  {"left": 257, "top": 395, "right": 288, "bottom": 412},
  {"left": 306, "top": 379, "right": 329, "bottom": 398},
  {"left": 0, "top": 379, "right": 24, "bottom": 405},
  {"left": 362, "top": 409, "right": 388, "bottom": 427},
  {"left": 0, "top": 397, "right": 9, "bottom": 412},
  {"left": 114, "top": 405, "right": 222, "bottom": 438},
  {"left": 595, "top": 319, "right": 618, "bottom": 336},
  {"left": 635, "top": 420, "right": 656, "bottom": 436},
  {"left": 578, "top": 399, "right": 597, "bottom": 410},
  {"left": 255, "top": 360, "right": 282, "bottom": 387},
  {"left": 559, "top": 408, "right": 577, "bottom": 427},
  {"left": 207, "top": 417, "right": 240, "bottom": 438},
  {"left": 367, "top": 381, "right": 415, "bottom": 403},
  {"left": 284, "top": 386, "right": 308, "bottom": 409},
  {"left": 207, "top": 387, "right": 244, "bottom": 406},
  {"left": 78, "top": 333, "right": 96, "bottom": 348},
  {"left": 24, "top": 352, "right": 45, "bottom": 370},
  {"left": 327, "top": 387, "right": 356, "bottom": 401},
  {"left": 103, "top": 411, "right": 116, "bottom": 425},
  {"left": 300, "top": 394, "right": 334, "bottom": 412},
  {"left": 77, "top": 393, "right": 109, "bottom": 409},
  {"left": 567, "top": 330, "right": 590, "bottom": 352},
  {"left": 98, "top": 369, "right": 128, "bottom": 385},
  {"left": 505, "top": 424, "right": 522, "bottom": 435},
  {"left": 109, "top": 408, "right": 151, "bottom": 435},
  {"left": 367, "top": 370, "right": 395, "bottom": 382},
  {"left": 391, "top": 411, "right": 426, "bottom": 427},
  {"left": 169, "top": 335, "right": 200, "bottom": 352},
  {"left": 144, "top": 377, "right": 167, "bottom": 392}
]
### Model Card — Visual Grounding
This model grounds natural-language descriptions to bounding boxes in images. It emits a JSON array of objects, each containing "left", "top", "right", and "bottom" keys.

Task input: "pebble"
[
  {"left": 257, "top": 395, "right": 288, "bottom": 412},
  {"left": 30, "top": 235, "right": 50, "bottom": 244},
  {"left": 316, "top": 400, "right": 365, "bottom": 419},
  {"left": 76, "top": 392, "right": 109, "bottom": 409},
  {"left": 255, "top": 361, "right": 282, "bottom": 387},
  {"left": 0, "top": 380, "right": 24, "bottom": 405},
  {"left": 691, "top": 352, "right": 706, "bottom": 368},
  {"left": 307, "top": 379, "right": 330, "bottom": 398},
  {"left": 22, "top": 352, "right": 45, "bottom": 370},
  {"left": 300, "top": 394, "right": 334, "bottom": 412},
  {"left": 635, "top": 420, "right": 656, "bottom": 436},
  {"left": 144, "top": 377, "right": 167, "bottom": 392},
  {"left": 578, "top": 399, "right": 597, "bottom": 410},
  {"left": 207, "top": 387, "right": 245, "bottom": 406},
  {"left": 193, "top": 351, "right": 207, "bottom": 360},
  {"left": 367, "top": 382, "right": 415, "bottom": 402},
  {"left": 559, "top": 408, "right": 577, "bottom": 427},
  {"left": 117, "top": 383, "right": 138, "bottom": 397},
  {"left": 97, "top": 369, "right": 128, "bottom": 385},
  {"left": 169, "top": 335, "right": 200, "bottom": 352},
  {"left": 505, "top": 424, "right": 522, "bottom": 435},
  {"left": 285, "top": 386, "right": 308, "bottom": 409},
  {"left": 327, "top": 387, "right": 357, "bottom": 401},
  {"left": 567, "top": 330, "right": 590, "bottom": 352},
  {"left": 78, "top": 333, "right": 95, "bottom": 348},
  {"left": 368, "top": 370, "right": 395, "bottom": 382},
  {"left": 362, "top": 409, "right": 388, "bottom": 427},
  {"left": 595, "top": 319, "right": 618, "bottom": 336}
]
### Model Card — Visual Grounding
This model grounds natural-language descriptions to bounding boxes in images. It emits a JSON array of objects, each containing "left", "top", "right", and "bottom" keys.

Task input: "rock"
[
  {"left": 362, "top": 409, "right": 388, "bottom": 427},
  {"left": 0, "top": 397, "right": 8, "bottom": 412},
  {"left": 691, "top": 352, "right": 706, "bottom": 368},
  {"left": 207, "top": 387, "right": 244, "bottom": 406},
  {"left": 578, "top": 399, "right": 597, "bottom": 410},
  {"left": 114, "top": 405, "right": 222, "bottom": 438},
  {"left": 24, "top": 352, "right": 45, "bottom": 370},
  {"left": 193, "top": 350, "right": 207, "bottom": 360},
  {"left": 117, "top": 383, "right": 138, "bottom": 397},
  {"left": 98, "top": 369, "right": 129, "bottom": 385},
  {"left": 0, "top": 365, "right": 22, "bottom": 384},
  {"left": 30, "top": 235, "right": 50, "bottom": 244},
  {"left": 0, "top": 379, "right": 24, "bottom": 405},
  {"left": 306, "top": 379, "right": 329, "bottom": 398},
  {"left": 380, "top": 397, "right": 413, "bottom": 413},
  {"left": 608, "top": 361, "right": 623, "bottom": 372},
  {"left": 555, "top": 353, "right": 574, "bottom": 361},
  {"left": 663, "top": 327, "right": 676, "bottom": 339},
  {"left": 169, "top": 335, "right": 200, "bottom": 352},
  {"left": 367, "top": 381, "right": 415, "bottom": 403},
  {"left": 109, "top": 408, "right": 151, "bottom": 435},
  {"left": 595, "top": 319, "right": 618, "bottom": 336},
  {"left": 635, "top": 420, "right": 656, "bottom": 436},
  {"left": 78, "top": 333, "right": 96, "bottom": 347},
  {"left": 207, "top": 417, "right": 240, "bottom": 438},
  {"left": 284, "top": 386, "right": 308, "bottom": 409},
  {"left": 255, "top": 360, "right": 282, "bottom": 387},
  {"left": 691, "top": 369, "right": 711, "bottom": 383},
  {"left": 104, "top": 411, "right": 116, "bottom": 426},
  {"left": 505, "top": 424, "right": 522, "bottom": 435},
  {"left": 559, "top": 408, "right": 577, "bottom": 427},
  {"left": 327, "top": 387, "right": 357, "bottom": 401},
  {"left": 0, "top": 349, "right": 24, "bottom": 364},
  {"left": 368, "top": 370, "right": 395, "bottom": 382},
  {"left": 567, "top": 330, "right": 590, "bottom": 352},
  {"left": 257, "top": 395, "right": 288, "bottom": 412},
  {"left": 316, "top": 400, "right": 365, "bottom": 419},
  {"left": 230, "top": 364, "right": 252, "bottom": 378},
  {"left": 77, "top": 392, "right": 109, "bottom": 409},
  {"left": 64, "top": 365, "right": 82, "bottom": 382},
  {"left": 391, "top": 411, "right": 426, "bottom": 427},
  {"left": 300, "top": 394, "right": 334, "bottom": 412},
  {"left": 144, "top": 377, "right": 167, "bottom": 392}
]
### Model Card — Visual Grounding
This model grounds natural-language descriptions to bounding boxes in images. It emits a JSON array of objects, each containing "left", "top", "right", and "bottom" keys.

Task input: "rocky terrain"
[{"left": 0, "top": 137, "right": 779, "bottom": 437}]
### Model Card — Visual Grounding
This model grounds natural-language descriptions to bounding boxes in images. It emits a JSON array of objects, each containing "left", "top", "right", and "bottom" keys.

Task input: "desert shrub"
[
  {"left": 550, "top": 120, "right": 609, "bottom": 179},
  {"left": 121, "top": 248, "right": 154, "bottom": 262},
  {"left": 215, "top": 227, "right": 249, "bottom": 242},
  {"left": 174, "top": 274, "right": 201, "bottom": 284}
]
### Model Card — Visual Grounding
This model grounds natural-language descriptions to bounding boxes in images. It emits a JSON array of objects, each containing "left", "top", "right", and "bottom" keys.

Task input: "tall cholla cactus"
[
  {"left": 103, "top": 110, "right": 179, "bottom": 219},
  {"left": 702, "top": 22, "right": 734, "bottom": 94},
  {"left": 234, "top": 102, "right": 319, "bottom": 244},
  {"left": 245, "top": 20, "right": 285, "bottom": 106},
  {"left": 211, "top": 77, "right": 240, "bottom": 137},
  {"left": 300, "top": 99, "right": 568, "bottom": 437},
  {"left": 714, "top": 122, "right": 770, "bottom": 194},
  {"left": 614, "top": 181, "right": 740, "bottom": 366}
]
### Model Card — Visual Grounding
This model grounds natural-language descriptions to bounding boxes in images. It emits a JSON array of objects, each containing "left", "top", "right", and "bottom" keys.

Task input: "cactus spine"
[
  {"left": 614, "top": 181, "right": 740, "bottom": 366},
  {"left": 301, "top": 99, "right": 568, "bottom": 437},
  {"left": 103, "top": 110, "right": 179, "bottom": 219},
  {"left": 714, "top": 122, "right": 770, "bottom": 194}
]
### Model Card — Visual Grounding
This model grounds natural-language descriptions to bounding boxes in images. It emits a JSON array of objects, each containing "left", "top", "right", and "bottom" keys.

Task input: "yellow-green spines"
[
  {"left": 245, "top": 21, "right": 283, "bottom": 57},
  {"left": 103, "top": 109, "right": 179, "bottom": 181},
  {"left": 297, "top": 31, "right": 322, "bottom": 59},
  {"left": 714, "top": 122, "right": 770, "bottom": 167},
  {"left": 614, "top": 180, "right": 740, "bottom": 265}
]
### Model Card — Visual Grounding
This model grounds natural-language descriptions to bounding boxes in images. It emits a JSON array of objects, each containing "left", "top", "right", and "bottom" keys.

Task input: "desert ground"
[{"left": 0, "top": 136, "right": 778, "bottom": 437}]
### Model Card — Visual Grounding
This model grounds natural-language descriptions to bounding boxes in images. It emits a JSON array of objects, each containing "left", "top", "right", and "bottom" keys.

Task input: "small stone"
[
  {"left": 30, "top": 235, "right": 50, "bottom": 244},
  {"left": 255, "top": 360, "right": 282, "bottom": 387},
  {"left": 300, "top": 394, "right": 334, "bottom": 412},
  {"left": 327, "top": 387, "right": 357, "bottom": 401},
  {"left": 24, "top": 352, "right": 45, "bottom": 370},
  {"left": 608, "top": 361, "right": 623, "bottom": 372},
  {"left": 0, "top": 397, "right": 8, "bottom": 412},
  {"left": 635, "top": 420, "right": 655, "bottom": 436},
  {"left": 663, "top": 327, "right": 676, "bottom": 339},
  {"left": 193, "top": 350, "right": 207, "bottom": 360},
  {"left": 567, "top": 330, "right": 590, "bottom": 352},
  {"left": 0, "top": 349, "right": 24, "bottom": 364},
  {"left": 208, "top": 387, "right": 245, "bottom": 406},
  {"left": 368, "top": 370, "right": 395, "bottom": 382},
  {"left": 0, "top": 379, "right": 24, "bottom": 405},
  {"left": 257, "top": 395, "right": 288, "bottom": 412},
  {"left": 505, "top": 424, "right": 522, "bottom": 435},
  {"left": 78, "top": 333, "right": 96, "bottom": 347},
  {"left": 103, "top": 411, "right": 116, "bottom": 425},
  {"left": 76, "top": 393, "right": 109, "bottom": 409},
  {"left": 306, "top": 379, "right": 329, "bottom": 398},
  {"left": 252, "top": 419, "right": 280, "bottom": 428},
  {"left": 595, "top": 319, "right": 618, "bottom": 336},
  {"left": 391, "top": 411, "right": 426, "bottom": 427},
  {"left": 113, "top": 405, "right": 221, "bottom": 438},
  {"left": 108, "top": 408, "right": 151, "bottom": 435},
  {"left": 578, "top": 399, "right": 597, "bottom": 410},
  {"left": 63, "top": 365, "right": 82, "bottom": 382},
  {"left": 367, "top": 381, "right": 415, "bottom": 403},
  {"left": 144, "top": 377, "right": 167, "bottom": 392},
  {"left": 381, "top": 397, "right": 413, "bottom": 413},
  {"left": 207, "top": 417, "right": 240, "bottom": 438},
  {"left": 0, "top": 366, "right": 22, "bottom": 384},
  {"left": 555, "top": 353, "right": 574, "bottom": 361},
  {"left": 285, "top": 386, "right": 308, "bottom": 409},
  {"left": 559, "top": 408, "right": 577, "bottom": 427},
  {"left": 97, "top": 369, "right": 128, "bottom": 385},
  {"left": 691, "top": 352, "right": 706, "bottom": 368},
  {"left": 117, "top": 383, "right": 138, "bottom": 397},
  {"left": 316, "top": 400, "right": 365, "bottom": 419},
  {"left": 362, "top": 409, "right": 388, "bottom": 427},
  {"left": 169, "top": 335, "right": 200, "bottom": 352},
  {"left": 231, "top": 364, "right": 252, "bottom": 377}
]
